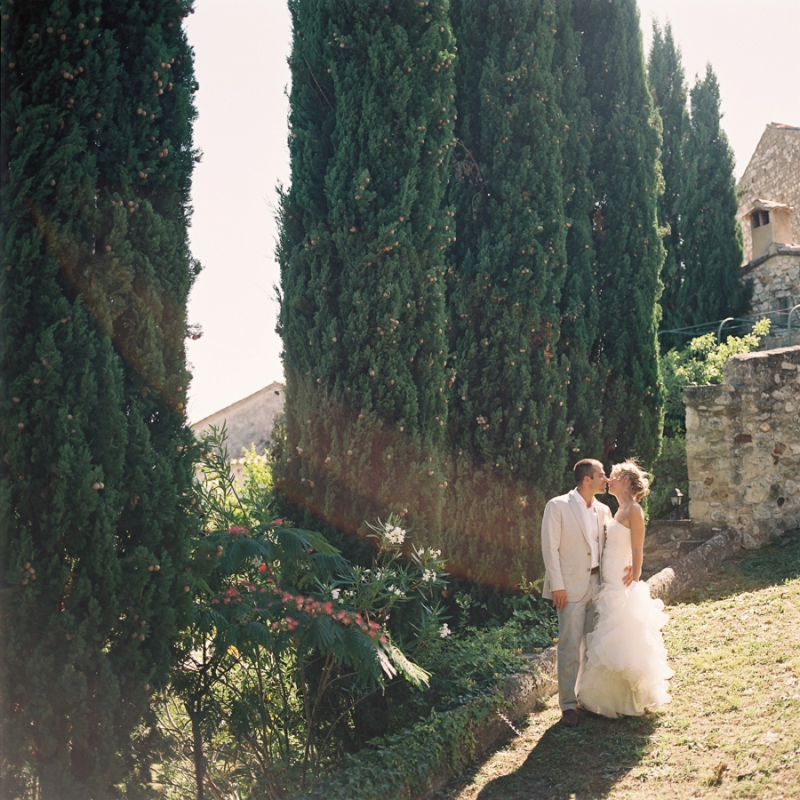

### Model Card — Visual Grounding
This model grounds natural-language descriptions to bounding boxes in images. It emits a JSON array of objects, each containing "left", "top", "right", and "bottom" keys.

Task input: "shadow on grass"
[
  {"left": 471, "top": 711, "right": 659, "bottom": 800},
  {"left": 679, "top": 528, "right": 800, "bottom": 605}
]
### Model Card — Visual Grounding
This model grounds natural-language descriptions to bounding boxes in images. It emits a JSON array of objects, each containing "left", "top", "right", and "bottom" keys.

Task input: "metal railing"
[{"left": 659, "top": 303, "right": 800, "bottom": 346}]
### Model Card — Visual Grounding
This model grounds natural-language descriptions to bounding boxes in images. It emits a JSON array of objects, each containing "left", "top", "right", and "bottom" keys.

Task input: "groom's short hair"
[{"left": 574, "top": 459, "right": 601, "bottom": 486}]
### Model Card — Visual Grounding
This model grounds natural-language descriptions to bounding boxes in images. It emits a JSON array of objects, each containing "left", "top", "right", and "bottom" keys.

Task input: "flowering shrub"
[
  {"left": 321, "top": 516, "right": 450, "bottom": 651},
  {"left": 158, "top": 427, "right": 444, "bottom": 798}
]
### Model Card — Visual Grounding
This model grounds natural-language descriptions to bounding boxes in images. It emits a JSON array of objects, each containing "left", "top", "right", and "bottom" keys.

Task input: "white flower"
[
  {"left": 385, "top": 525, "right": 406, "bottom": 546},
  {"left": 422, "top": 569, "right": 436, "bottom": 583},
  {"left": 386, "top": 585, "right": 404, "bottom": 597},
  {"left": 331, "top": 588, "right": 341, "bottom": 600},
  {"left": 439, "top": 623, "right": 451, "bottom": 638}
]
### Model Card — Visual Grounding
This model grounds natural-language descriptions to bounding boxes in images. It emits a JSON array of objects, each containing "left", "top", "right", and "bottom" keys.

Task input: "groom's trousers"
[{"left": 556, "top": 572, "right": 600, "bottom": 710}]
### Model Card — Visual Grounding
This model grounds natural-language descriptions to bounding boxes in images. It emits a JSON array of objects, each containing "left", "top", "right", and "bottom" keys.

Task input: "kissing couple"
[{"left": 541, "top": 458, "right": 673, "bottom": 726}]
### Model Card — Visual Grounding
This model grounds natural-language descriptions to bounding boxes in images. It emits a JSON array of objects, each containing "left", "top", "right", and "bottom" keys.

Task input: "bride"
[{"left": 578, "top": 461, "right": 673, "bottom": 717}]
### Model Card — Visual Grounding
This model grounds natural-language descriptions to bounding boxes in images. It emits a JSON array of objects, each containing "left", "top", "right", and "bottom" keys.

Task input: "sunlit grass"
[{"left": 441, "top": 531, "right": 800, "bottom": 799}]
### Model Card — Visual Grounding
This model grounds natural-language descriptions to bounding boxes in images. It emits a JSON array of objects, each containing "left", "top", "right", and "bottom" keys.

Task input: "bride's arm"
[{"left": 629, "top": 503, "right": 645, "bottom": 582}]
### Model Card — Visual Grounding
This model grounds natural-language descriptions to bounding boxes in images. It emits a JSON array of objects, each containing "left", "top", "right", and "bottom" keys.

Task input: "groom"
[{"left": 541, "top": 459, "right": 612, "bottom": 727}]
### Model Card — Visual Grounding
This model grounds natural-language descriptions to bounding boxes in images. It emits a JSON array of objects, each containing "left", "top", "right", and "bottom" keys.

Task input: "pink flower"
[
  {"left": 323, "top": 601, "right": 334, "bottom": 615},
  {"left": 258, "top": 563, "right": 267, "bottom": 573},
  {"left": 273, "top": 518, "right": 285, "bottom": 525},
  {"left": 228, "top": 525, "right": 249, "bottom": 535}
]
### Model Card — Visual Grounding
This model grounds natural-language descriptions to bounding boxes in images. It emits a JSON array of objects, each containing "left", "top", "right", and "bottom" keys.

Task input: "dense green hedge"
[{"left": 294, "top": 691, "right": 502, "bottom": 800}]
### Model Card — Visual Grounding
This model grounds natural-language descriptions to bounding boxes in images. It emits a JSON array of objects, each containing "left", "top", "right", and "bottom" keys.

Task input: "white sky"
[{"left": 184, "top": 0, "right": 800, "bottom": 423}]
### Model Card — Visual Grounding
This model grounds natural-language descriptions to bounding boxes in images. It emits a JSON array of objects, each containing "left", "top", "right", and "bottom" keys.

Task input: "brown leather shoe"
[{"left": 561, "top": 708, "right": 579, "bottom": 727}]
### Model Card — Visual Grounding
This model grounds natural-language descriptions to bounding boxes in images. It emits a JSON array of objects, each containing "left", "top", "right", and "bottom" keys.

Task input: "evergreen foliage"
[
  {"left": 572, "top": 0, "right": 665, "bottom": 465},
  {"left": 0, "top": 2, "right": 199, "bottom": 795},
  {"left": 445, "top": 0, "right": 568, "bottom": 585},
  {"left": 649, "top": 318, "right": 769, "bottom": 521},
  {"left": 551, "top": 0, "right": 605, "bottom": 469},
  {"left": 276, "top": 2, "right": 456, "bottom": 557},
  {"left": 660, "top": 318, "right": 770, "bottom": 437},
  {"left": 648, "top": 21, "right": 688, "bottom": 350},
  {"left": 677, "top": 66, "right": 748, "bottom": 329}
]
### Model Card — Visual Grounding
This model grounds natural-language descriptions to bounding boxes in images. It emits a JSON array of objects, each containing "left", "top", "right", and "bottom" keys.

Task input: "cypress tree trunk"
[
  {"left": 445, "top": 0, "right": 568, "bottom": 585},
  {"left": 276, "top": 1, "right": 456, "bottom": 554},
  {"left": 678, "top": 66, "right": 747, "bottom": 328},
  {"left": 648, "top": 21, "right": 689, "bottom": 350},
  {"left": 573, "top": 0, "right": 665, "bottom": 466},
  {"left": 0, "top": 2, "right": 199, "bottom": 796}
]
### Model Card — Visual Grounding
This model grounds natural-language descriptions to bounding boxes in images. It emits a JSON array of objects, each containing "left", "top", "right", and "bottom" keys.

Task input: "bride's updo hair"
[{"left": 611, "top": 461, "right": 651, "bottom": 502}]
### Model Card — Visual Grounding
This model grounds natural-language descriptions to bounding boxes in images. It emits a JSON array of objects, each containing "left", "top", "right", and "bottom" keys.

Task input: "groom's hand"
[
  {"left": 623, "top": 565, "right": 635, "bottom": 586},
  {"left": 551, "top": 590, "right": 567, "bottom": 610}
]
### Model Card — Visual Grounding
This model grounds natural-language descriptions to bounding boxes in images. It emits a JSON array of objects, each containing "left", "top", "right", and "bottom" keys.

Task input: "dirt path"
[{"left": 437, "top": 534, "right": 800, "bottom": 800}]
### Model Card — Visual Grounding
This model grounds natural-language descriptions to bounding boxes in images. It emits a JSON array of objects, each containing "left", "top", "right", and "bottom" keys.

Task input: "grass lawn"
[{"left": 438, "top": 531, "right": 800, "bottom": 799}]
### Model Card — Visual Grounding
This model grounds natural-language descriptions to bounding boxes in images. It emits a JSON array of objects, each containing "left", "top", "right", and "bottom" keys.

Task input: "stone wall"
[
  {"left": 741, "top": 249, "right": 800, "bottom": 315},
  {"left": 737, "top": 124, "right": 800, "bottom": 263},
  {"left": 683, "top": 345, "right": 800, "bottom": 548},
  {"left": 641, "top": 520, "right": 716, "bottom": 580}
]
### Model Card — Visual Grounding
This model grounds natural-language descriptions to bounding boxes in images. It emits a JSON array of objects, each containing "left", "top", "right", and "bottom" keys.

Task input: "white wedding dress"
[{"left": 578, "top": 519, "right": 673, "bottom": 717}]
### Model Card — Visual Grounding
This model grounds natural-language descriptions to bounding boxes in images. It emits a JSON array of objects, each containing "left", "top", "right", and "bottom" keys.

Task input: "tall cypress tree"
[
  {"left": 572, "top": 0, "right": 665, "bottom": 465},
  {"left": 0, "top": 2, "right": 198, "bottom": 795},
  {"left": 552, "top": 0, "right": 605, "bottom": 470},
  {"left": 276, "top": 1, "right": 456, "bottom": 556},
  {"left": 445, "top": 0, "right": 568, "bottom": 585},
  {"left": 648, "top": 21, "right": 688, "bottom": 349},
  {"left": 677, "top": 66, "right": 747, "bottom": 328}
]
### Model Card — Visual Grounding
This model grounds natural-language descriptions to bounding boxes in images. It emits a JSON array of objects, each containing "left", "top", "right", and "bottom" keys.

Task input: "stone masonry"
[
  {"left": 737, "top": 123, "right": 800, "bottom": 263},
  {"left": 741, "top": 249, "right": 800, "bottom": 316},
  {"left": 641, "top": 520, "right": 716, "bottom": 580},
  {"left": 683, "top": 345, "right": 800, "bottom": 548}
]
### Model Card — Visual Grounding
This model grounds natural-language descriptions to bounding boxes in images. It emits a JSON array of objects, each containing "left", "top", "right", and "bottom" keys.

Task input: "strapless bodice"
[{"left": 601, "top": 519, "right": 632, "bottom": 588}]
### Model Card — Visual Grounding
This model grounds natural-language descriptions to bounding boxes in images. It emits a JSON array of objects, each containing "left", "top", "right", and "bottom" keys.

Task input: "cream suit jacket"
[{"left": 541, "top": 490, "right": 613, "bottom": 602}]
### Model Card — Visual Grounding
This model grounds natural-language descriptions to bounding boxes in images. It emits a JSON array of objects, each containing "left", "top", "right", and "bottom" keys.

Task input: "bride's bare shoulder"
[{"left": 614, "top": 502, "right": 644, "bottom": 528}]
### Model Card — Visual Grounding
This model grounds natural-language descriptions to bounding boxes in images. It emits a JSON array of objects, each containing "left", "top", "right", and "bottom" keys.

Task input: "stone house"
[
  {"left": 737, "top": 123, "right": 800, "bottom": 322},
  {"left": 191, "top": 381, "right": 285, "bottom": 480}
]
